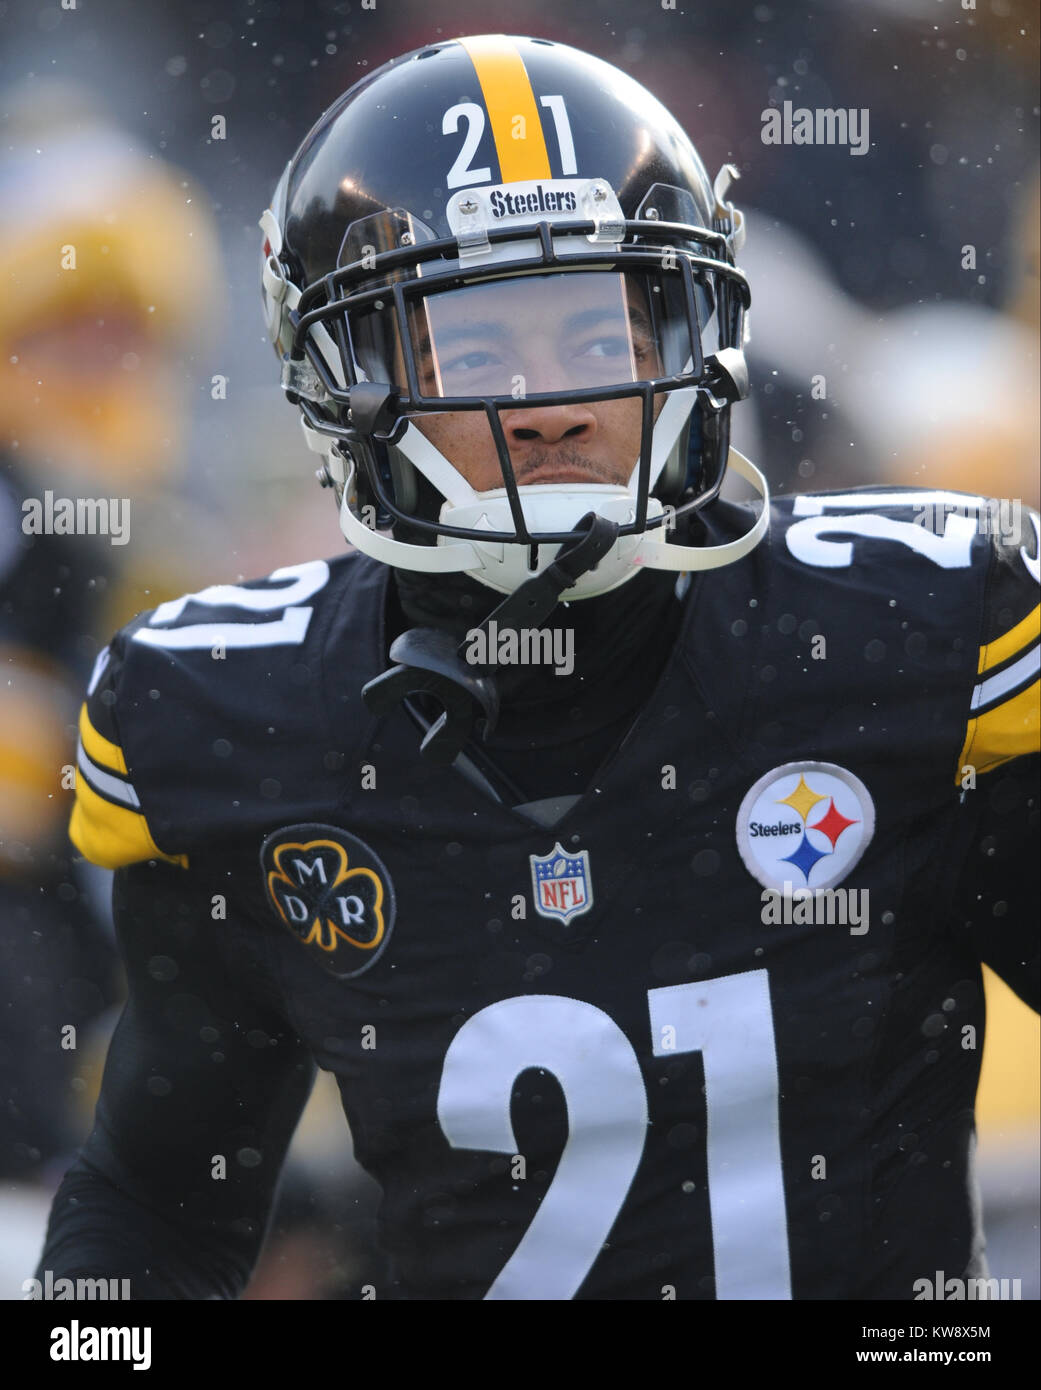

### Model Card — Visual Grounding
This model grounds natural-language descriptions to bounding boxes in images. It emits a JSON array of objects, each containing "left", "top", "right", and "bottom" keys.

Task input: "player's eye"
[
  {"left": 576, "top": 335, "right": 631, "bottom": 361},
  {"left": 443, "top": 347, "right": 504, "bottom": 373},
  {"left": 570, "top": 332, "right": 657, "bottom": 379}
]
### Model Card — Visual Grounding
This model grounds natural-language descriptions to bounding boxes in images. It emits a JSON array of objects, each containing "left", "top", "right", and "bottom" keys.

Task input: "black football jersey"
[{"left": 67, "top": 488, "right": 1040, "bottom": 1299}]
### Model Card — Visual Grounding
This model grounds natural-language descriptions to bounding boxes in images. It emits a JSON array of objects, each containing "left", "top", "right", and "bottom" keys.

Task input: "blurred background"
[{"left": 0, "top": 0, "right": 1037, "bottom": 1300}]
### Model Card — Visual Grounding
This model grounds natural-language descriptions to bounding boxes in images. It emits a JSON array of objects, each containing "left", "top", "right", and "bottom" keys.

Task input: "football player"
[{"left": 37, "top": 35, "right": 1038, "bottom": 1300}]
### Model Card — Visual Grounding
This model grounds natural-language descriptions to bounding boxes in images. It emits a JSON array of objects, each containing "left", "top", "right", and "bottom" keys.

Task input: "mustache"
[{"left": 512, "top": 444, "right": 601, "bottom": 483}]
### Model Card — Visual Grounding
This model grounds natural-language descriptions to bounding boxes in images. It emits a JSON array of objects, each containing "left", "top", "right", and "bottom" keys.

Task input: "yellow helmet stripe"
[{"left": 458, "top": 35, "right": 551, "bottom": 182}]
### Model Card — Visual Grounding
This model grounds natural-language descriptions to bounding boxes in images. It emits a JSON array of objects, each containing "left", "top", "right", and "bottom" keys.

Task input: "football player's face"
[{"left": 405, "top": 273, "right": 667, "bottom": 493}]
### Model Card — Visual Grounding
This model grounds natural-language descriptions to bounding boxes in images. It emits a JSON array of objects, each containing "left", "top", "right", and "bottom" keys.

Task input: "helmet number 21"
[
  {"left": 437, "top": 968, "right": 790, "bottom": 1299},
  {"left": 442, "top": 95, "right": 577, "bottom": 189}
]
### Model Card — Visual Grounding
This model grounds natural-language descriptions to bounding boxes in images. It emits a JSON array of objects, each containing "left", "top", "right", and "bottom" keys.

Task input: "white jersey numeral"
[
  {"left": 439, "top": 995, "right": 647, "bottom": 1300},
  {"left": 133, "top": 560, "right": 329, "bottom": 650},
  {"left": 437, "top": 970, "right": 790, "bottom": 1300},
  {"left": 1021, "top": 510, "right": 1040, "bottom": 585},
  {"left": 649, "top": 970, "right": 790, "bottom": 1298},
  {"left": 786, "top": 507, "right": 976, "bottom": 570}
]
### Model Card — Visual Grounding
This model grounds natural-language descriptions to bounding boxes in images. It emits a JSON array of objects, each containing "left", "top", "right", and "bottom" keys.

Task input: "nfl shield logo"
[{"left": 530, "top": 842, "right": 594, "bottom": 925}]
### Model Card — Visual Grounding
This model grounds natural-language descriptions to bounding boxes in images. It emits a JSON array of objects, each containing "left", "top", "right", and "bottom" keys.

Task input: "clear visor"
[{"left": 350, "top": 268, "right": 709, "bottom": 402}]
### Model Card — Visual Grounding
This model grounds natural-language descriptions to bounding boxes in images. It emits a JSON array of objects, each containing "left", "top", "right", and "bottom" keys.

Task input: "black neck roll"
[{"left": 388, "top": 558, "right": 685, "bottom": 753}]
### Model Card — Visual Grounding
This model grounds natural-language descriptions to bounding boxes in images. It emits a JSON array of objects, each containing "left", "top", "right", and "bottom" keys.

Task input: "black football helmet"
[{"left": 260, "top": 33, "right": 768, "bottom": 600}]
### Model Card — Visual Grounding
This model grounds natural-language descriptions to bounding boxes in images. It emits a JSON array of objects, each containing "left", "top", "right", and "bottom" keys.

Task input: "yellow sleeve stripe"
[
  {"left": 69, "top": 773, "right": 187, "bottom": 870},
  {"left": 979, "top": 604, "right": 1041, "bottom": 675},
  {"left": 79, "top": 703, "right": 128, "bottom": 775},
  {"left": 458, "top": 35, "right": 552, "bottom": 182},
  {"left": 957, "top": 679, "right": 1040, "bottom": 781}
]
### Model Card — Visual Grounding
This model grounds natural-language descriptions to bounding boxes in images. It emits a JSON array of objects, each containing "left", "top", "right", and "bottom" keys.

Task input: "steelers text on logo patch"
[{"left": 736, "top": 761, "right": 875, "bottom": 892}]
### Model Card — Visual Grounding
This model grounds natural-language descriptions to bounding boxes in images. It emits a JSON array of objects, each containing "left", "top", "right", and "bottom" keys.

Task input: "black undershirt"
[{"left": 388, "top": 561, "right": 686, "bottom": 803}]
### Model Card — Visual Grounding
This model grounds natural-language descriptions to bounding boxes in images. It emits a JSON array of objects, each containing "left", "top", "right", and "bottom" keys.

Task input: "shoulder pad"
[
  {"left": 769, "top": 487, "right": 1038, "bottom": 781},
  {"left": 70, "top": 559, "right": 342, "bottom": 870},
  {"left": 71, "top": 636, "right": 188, "bottom": 871}
]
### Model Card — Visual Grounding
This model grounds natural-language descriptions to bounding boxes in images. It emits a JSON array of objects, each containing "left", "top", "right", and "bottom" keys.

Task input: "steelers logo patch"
[
  {"left": 736, "top": 761, "right": 875, "bottom": 892},
  {"left": 260, "top": 823, "right": 395, "bottom": 978}
]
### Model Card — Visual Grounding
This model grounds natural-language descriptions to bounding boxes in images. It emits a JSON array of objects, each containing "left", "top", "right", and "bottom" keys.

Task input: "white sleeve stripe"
[
  {"left": 86, "top": 645, "right": 111, "bottom": 697},
  {"left": 77, "top": 742, "right": 141, "bottom": 810},
  {"left": 970, "top": 644, "right": 1041, "bottom": 712}
]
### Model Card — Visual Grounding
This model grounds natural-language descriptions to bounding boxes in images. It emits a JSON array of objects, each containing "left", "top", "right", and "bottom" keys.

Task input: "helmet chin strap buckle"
[
  {"left": 362, "top": 627, "right": 501, "bottom": 765},
  {"left": 361, "top": 512, "right": 620, "bottom": 765}
]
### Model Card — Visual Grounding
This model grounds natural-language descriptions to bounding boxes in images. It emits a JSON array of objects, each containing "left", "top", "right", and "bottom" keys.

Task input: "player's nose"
[{"left": 502, "top": 402, "right": 598, "bottom": 448}]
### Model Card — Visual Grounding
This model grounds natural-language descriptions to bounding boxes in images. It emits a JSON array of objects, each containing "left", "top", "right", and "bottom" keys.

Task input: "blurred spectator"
[{"left": 0, "top": 81, "right": 221, "bottom": 1288}]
